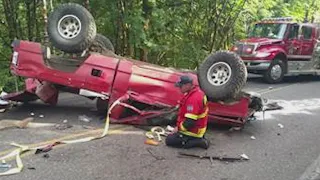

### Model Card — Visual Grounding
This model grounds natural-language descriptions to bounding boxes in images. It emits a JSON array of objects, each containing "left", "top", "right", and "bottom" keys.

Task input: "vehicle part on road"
[
  {"left": 48, "top": 3, "right": 96, "bottom": 53},
  {"left": 264, "top": 59, "right": 285, "bottom": 83},
  {"left": 178, "top": 152, "right": 250, "bottom": 162},
  {"left": 197, "top": 51, "right": 247, "bottom": 101}
]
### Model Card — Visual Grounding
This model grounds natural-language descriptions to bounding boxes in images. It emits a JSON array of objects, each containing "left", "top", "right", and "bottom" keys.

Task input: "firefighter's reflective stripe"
[
  {"left": 185, "top": 107, "right": 209, "bottom": 120},
  {"left": 180, "top": 122, "right": 207, "bottom": 138}
]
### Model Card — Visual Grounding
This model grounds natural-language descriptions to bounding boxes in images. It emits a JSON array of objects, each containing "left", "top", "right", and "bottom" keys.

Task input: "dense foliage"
[{"left": 0, "top": 0, "right": 319, "bottom": 91}]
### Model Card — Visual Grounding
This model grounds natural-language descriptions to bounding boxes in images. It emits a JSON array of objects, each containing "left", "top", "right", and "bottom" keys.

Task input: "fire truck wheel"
[
  {"left": 48, "top": 3, "right": 97, "bottom": 53},
  {"left": 263, "top": 59, "right": 285, "bottom": 83},
  {"left": 197, "top": 51, "right": 247, "bottom": 101},
  {"left": 89, "top": 34, "right": 115, "bottom": 53}
]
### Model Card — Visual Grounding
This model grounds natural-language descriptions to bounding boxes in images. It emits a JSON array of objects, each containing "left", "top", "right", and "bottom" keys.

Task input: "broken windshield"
[{"left": 249, "top": 23, "right": 287, "bottom": 39}]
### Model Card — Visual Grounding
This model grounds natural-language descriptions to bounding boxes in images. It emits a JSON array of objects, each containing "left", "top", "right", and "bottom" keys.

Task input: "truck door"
[
  {"left": 286, "top": 24, "right": 302, "bottom": 60},
  {"left": 300, "top": 25, "right": 314, "bottom": 59}
]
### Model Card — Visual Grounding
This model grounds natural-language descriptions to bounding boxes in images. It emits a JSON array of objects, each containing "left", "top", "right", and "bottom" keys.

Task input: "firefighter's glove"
[{"left": 182, "top": 118, "right": 195, "bottom": 130}]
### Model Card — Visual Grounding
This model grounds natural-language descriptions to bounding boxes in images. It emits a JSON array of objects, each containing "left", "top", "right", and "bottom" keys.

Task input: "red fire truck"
[{"left": 231, "top": 17, "right": 320, "bottom": 83}]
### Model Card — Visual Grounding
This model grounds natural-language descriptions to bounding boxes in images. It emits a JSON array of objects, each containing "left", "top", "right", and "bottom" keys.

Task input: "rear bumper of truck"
[{"left": 243, "top": 60, "right": 271, "bottom": 71}]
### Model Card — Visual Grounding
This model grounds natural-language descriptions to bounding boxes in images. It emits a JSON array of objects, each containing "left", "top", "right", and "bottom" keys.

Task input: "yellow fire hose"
[{"left": 0, "top": 95, "right": 126, "bottom": 176}]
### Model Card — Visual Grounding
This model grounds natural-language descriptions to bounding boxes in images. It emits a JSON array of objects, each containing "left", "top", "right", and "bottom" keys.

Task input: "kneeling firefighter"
[{"left": 165, "top": 75, "right": 210, "bottom": 149}]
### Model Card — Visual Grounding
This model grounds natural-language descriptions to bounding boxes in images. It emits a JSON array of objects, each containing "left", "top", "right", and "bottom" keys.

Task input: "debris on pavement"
[
  {"left": 54, "top": 120, "right": 73, "bottom": 130},
  {"left": 43, "top": 154, "right": 50, "bottom": 158},
  {"left": 27, "top": 167, "right": 36, "bottom": 170},
  {"left": 278, "top": 123, "right": 284, "bottom": 129},
  {"left": 146, "top": 148, "right": 164, "bottom": 160},
  {"left": 78, "top": 115, "right": 92, "bottom": 123},
  {"left": 82, "top": 125, "right": 96, "bottom": 130},
  {"left": 30, "top": 112, "right": 35, "bottom": 116},
  {"left": 178, "top": 152, "right": 250, "bottom": 162},
  {"left": 240, "top": 154, "right": 250, "bottom": 160},
  {"left": 35, "top": 142, "right": 61, "bottom": 154},
  {"left": 229, "top": 126, "right": 242, "bottom": 131},
  {"left": 0, "top": 160, "right": 11, "bottom": 169},
  {"left": 0, "top": 94, "right": 125, "bottom": 176},
  {"left": 250, "top": 136, "right": 256, "bottom": 140},
  {"left": 144, "top": 139, "right": 159, "bottom": 146},
  {"left": 0, "top": 163, "right": 11, "bottom": 169},
  {"left": 39, "top": 114, "right": 44, "bottom": 118},
  {"left": 0, "top": 117, "right": 33, "bottom": 130},
  {"left": 264, "top": 101, "right": 283, "bottom": 111},
  {"left": 247, "top": 116, "right": 257, "bottom": 121}
]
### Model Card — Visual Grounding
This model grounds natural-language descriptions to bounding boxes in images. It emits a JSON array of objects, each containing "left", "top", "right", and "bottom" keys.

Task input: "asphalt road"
[{"left": 1, "top": 75, "right": 320, "bottom": 180}]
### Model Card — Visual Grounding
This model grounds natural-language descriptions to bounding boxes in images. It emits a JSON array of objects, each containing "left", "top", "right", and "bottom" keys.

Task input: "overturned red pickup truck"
[{"left": 4, "top": 3, "right": 262, "bottom": 127}]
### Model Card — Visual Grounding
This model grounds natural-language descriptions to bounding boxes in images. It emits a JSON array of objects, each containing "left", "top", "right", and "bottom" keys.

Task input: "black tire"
[
  {"left": 263, "top": 59, "right": 285, "bottom": 83},
  {"left": 48, "top": 3, "right": 97, "bottom": 53},
  {"left": 197, "top": 51, "right": 247, "bottom": 101},
  {"left": 89, "top": 34, "right": 115, "bottom": 54},
  {"left": 96, "top": 98, "right": 109, "bottom": 115},
  {"left": 94, "top": 34, "right": 115, "bottom": 52}
]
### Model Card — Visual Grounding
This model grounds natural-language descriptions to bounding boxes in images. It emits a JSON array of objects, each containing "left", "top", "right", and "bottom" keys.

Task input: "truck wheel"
[
  {"left": 96, "top": 98, "right": 109, "bottom": 115},
  {"left": 263, "top": 59, "right": 285, "bottom": 83},
  {"left": 90, "top": 34, "right": 115, "bottom": 53},
  {"left": 48, "top": 3, "right": 97, "bottom": 53},
  {"left": 197, "top": 51, "right": 247, "bottom": 101}
]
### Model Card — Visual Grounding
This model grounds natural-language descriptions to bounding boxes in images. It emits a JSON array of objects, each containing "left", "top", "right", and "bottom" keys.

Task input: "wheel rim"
[
  {"left": 206, "top": 62, "right": 232, "bottom": 86},
  {"left": 58, "top": 15, "right": 82, "bottom": 39},
  {"left": 270, "top": 64, "right": 282, "bottom": 80}
]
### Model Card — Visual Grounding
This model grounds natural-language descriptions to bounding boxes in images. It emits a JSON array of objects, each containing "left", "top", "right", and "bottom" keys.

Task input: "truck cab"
[{"left": 231, "top": 17, "right": 320, "bottom": 83}]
